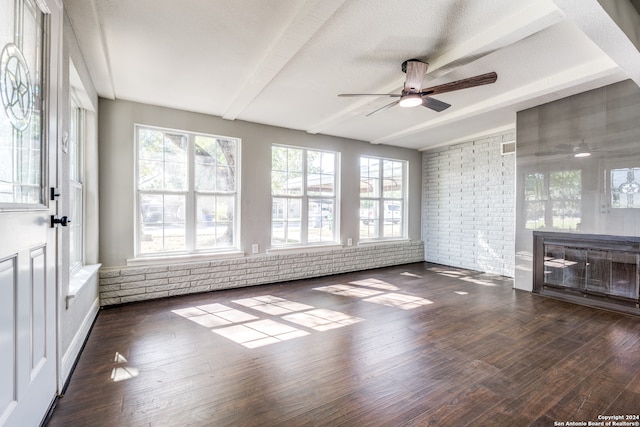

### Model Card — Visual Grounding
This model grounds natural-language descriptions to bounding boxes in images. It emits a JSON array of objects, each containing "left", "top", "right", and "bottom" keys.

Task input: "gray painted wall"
[
  {"left": 98, "top": 99, "right": 423, "bottom": 268},
  {"left": 422, "top": 132, "right": 516, "bottom": 277},
  {"left": 59, "top": 11, "right": 100, "bottom": 385},
  {"left": 515, "top": 79, "right": 640, "bottom": 291}
]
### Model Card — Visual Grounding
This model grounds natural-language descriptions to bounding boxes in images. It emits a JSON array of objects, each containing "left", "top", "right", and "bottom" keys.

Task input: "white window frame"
[
  {"left": 271, "top": 144, "right": 340, "bottom": 247},
  {"left": 69, "top": 91, "right": 84, "bottom": 275},
  {"left": 134, "top": 125, "right": 241, "bottom": 257},
  {"left": 359, "top": 156, "right": 408, "bottom": 241}
]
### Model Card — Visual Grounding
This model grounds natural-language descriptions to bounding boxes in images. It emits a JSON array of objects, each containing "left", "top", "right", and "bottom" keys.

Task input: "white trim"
[
  {"left": 126, "top": 251, "right": 246, "bottom": 266},
  {"left": 266, "top": 244, "right": 343, "bottom": 255},
  {"left": 68, "top": 263, "right": 101, "bottom": 301},
  {"left": 357, "top": 238, "right": 412, "bottom": 247},
  {"left": 60, "top": 297, "right": 99, "bottom": 386}
]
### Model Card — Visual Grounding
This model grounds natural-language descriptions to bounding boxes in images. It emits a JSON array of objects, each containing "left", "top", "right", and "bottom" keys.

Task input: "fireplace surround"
[{"left": 533, "top": 231, "right": 640, "bottom": 315}]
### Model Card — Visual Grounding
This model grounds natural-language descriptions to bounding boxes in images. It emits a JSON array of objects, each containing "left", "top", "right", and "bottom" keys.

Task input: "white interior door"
[{"left": 0, "top": 0, "right": 61, "bottom": 426}]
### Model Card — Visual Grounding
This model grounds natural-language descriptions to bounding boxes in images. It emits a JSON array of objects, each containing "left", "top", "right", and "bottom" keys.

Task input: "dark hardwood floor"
[{"left": 47, "top": 262, "right": 640, "bottom": 427}]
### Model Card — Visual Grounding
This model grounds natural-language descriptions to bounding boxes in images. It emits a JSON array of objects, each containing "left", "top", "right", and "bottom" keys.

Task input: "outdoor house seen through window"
[
  {"left": 136, "top": 125, "right": 239, "bottom": 256},
  {"left": 271, "top": 145, "right": 338, "bottom": 246},
  {"left": 359, "top": 156, "right": 407, "bottom": 240}
]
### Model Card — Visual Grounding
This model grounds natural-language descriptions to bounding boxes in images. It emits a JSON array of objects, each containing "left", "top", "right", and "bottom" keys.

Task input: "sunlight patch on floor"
[
  {"left": 363, "top": 293, "right": 433, "bottom": 310},
  {"left": 313, "top": 284, "right": 383, "bottom": 297},
  {"left": 111, "top": 351, "right": 138, "bottom": 382},
  {"left": 233, "top": 296, "right": 314, "bottom": 315},
  {"left": 212, "top": 319, "right": 309, "bottom": 349},
  {"left": 283, "top": 309, "right": 363, "bottom": 331},
  {"left": 349, "top": 278, "right": 399, "bottom": 290},
  {"left": 173, "top": 296, "right": 362, "bottom": 349}
]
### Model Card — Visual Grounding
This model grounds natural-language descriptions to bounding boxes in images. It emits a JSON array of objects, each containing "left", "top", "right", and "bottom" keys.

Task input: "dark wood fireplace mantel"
[{"left": 533, "top": 231, "right": 640, "bottom": 315}]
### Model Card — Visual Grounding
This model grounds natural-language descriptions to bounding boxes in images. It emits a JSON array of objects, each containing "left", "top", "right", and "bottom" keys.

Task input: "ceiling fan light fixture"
[
  {"left": 573, "top": 141, "right": 591, "bottom": 157},
  {"left": 574, "top": 151, "right": 591, "bottom": 158},
  {"left": 399, "top": 94, "right": 422, "bottom": 108}
]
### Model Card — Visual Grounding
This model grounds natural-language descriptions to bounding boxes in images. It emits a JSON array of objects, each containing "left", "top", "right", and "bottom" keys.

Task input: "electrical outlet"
[
  {"left": 347, "top": 238, "right": 353, "bottom": 246},
  {"left": 252, "top": 243, "right": 259, "bottom": 254}
]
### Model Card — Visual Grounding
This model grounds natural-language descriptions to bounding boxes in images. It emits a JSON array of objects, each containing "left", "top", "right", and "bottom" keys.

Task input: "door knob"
[{"left": 50, "top": 215, "right": 71, "bottom": 228}]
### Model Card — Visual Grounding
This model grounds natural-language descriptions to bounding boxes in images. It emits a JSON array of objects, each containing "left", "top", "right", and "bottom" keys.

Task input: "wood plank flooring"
[{"left": 46, "top": 262, "right": 640, "bottom": 427}]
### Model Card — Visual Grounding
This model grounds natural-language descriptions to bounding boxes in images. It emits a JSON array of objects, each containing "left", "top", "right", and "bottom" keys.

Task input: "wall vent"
[{"left": 501, "top": 141, "right": 516, "bottom": 155}]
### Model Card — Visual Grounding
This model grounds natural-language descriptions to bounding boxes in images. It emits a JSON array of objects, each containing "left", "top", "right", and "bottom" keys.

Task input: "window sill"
[
  {"left": 67, "top": 263, "right": 101, "bottom": 309},
  {"left": 126, "top": 251, "right": 246, "bottom": 267},
  {"left": 357, "top": 238, "right": 411, "bottom": 247},
  {"left": 266, "top": 244, "right": 343, "bottom": 255}
]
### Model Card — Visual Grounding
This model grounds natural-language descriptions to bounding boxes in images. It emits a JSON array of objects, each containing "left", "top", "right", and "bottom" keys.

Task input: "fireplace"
[{"left": 533, "top": 232, "right": 640, "bottom": 315}]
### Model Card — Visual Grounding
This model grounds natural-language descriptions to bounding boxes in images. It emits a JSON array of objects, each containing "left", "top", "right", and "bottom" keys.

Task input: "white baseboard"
[{"left": 60, "top": 297, "right": 100, "bottom": 386}]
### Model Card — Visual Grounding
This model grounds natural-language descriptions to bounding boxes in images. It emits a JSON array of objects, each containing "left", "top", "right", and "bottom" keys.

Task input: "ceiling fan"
[
  {"left": 535, "top": 140, "right": 599, "bottom": 158},
  {"left": 338, "top": 59, "right": 497, "bottom": 116}
]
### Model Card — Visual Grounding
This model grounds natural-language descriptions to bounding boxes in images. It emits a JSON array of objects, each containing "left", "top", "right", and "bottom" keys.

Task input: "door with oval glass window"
[{"left": 0, "top": 0, "right": 61, "bottom": 426}]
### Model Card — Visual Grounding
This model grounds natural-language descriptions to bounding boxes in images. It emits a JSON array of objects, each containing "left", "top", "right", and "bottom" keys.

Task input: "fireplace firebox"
[{"left": 533, "top": 231, "right": 640, "bottom": 315}]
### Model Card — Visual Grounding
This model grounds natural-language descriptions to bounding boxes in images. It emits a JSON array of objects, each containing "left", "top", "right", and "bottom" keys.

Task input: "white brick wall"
[
  {"left": 99, "top": 241, "right": 424, "bottom": 306},
  {"left": 422, "top": 132, "right": 515, "bottom": 277}
]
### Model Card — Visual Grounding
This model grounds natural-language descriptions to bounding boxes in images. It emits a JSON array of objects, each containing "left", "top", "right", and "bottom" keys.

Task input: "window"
[
  {"left": 136, "top": 125, "right": 239, "bottom": 256},
  {"left": 359, "top": 157, "right": 406, "bottom": 240},
  {"left": 69, "top": 94, "right": 84, "bottom": 273},
  {"left": 271, "top": 145, "right": 338, "bottom": 246},
  {"left": 524, "top": 170, "right": 581, "bottom": 230},
  {"left": 611, "top": 167, "right": 640, "bottom": 208}
]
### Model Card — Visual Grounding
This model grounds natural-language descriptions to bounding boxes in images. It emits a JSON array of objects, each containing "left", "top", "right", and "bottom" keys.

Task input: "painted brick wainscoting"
[
  {"left": 98, "top": 241, "right": 424, "bottom": 306},
  {"left": 422, "top": 132, "right": 515, "bottom": 277}
]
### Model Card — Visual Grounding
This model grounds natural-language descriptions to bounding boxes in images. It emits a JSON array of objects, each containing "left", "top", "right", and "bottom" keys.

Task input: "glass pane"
[
  {"left": 138, "top": 128, "right": 164, "bottom": 161},
  {"left": 525, "top": 200, "right": 546, "bottom": 230},
  {"left": 359, "top": 200, "right": 379, "bottom": 239},
  {"left": 382, "top": 160, "right": 403, "bottom": 198},
  {"left": 383, "top": 201, "right": 403, "bottom": 238},
  {"left": 164, "top": 161, "right": 187, "bottom": 191},
  {"left": 271, "top": 197, "right": 301, "bottom": 245},
  {"left": 360, "top": 157, "right": 379, "bottom": 198},
  {"left": 0, "top": 0, "right": 44, "bottom": 204},
  {"left": 611, "top": 167, "right": 640, "bottom": 208},
  {"left": 611, "top": 252, "right": 639, "bottom": 299},
  {"left": 138, "top": 128, "right": 187, "bottom": 191},
  {"left": 307, "top": 150, "right": 334, "bottom": 197},
  {"left": 272, "top": 146, "right": 303, "bottom": 196},
  {"left": 69, "top": 184, "right": 83, "bottom": 269},
  {"left": 196, "top": 194, "right": 235, "bottom": 249},
  {"left": 69, "top": 103, "right": 79, "bottom": 182},
  {"left": 524, "top": 173, "right": 546, "bottom": 200},
  {"left": 308, "top": 199, "right": 334, "bottom": 243},
  {"left": 139, "top": 193, "right": 185, "bottom": 253},
  {"left": 195, "top": 136, "right": 237, "bottom": 191}
]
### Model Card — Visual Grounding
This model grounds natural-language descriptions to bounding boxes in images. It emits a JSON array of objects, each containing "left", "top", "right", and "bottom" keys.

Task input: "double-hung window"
[
  {"left": 271, "top": 145, "right": 338, "bottom": 246},
  {"left": 136, "top": 125, "right": 240, "bottom": 256},
  {"left": 359, "top": 156, "right": 407, "bottom": 240},
  {"left": 69, "top": 94, "right": 84, "bottom": 274}
]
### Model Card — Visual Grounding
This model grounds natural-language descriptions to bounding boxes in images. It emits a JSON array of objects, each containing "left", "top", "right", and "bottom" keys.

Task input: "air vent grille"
[{"left": 501, "top": 141, "right": 516, "bottom": 155}]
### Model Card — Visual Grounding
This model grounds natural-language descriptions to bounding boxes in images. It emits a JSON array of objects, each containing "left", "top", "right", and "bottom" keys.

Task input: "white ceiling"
[{"left": 63, "top": 0, "right": 640, "bottom": 151}]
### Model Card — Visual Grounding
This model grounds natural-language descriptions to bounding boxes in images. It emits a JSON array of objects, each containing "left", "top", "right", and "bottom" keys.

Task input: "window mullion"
[
  {"left": 185, "top": 135, "right": 196, "bottom": 252},
  {"left": 301, "top": 150, "right": 308, "bottom": 244}
]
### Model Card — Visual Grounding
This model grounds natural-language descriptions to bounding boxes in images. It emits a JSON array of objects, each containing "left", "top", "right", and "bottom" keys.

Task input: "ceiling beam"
[
  {"left": 64, "top": 0, "right": 116, "bottom": 99},
  {"left": 306, "top": 0, "right": 565, "bottom": 135},
  {"left": 554, "top": 0, "right": 640, "bottom": 87},
  {"left": 222, "top": 0, "right": 346, "bottom": 121}
]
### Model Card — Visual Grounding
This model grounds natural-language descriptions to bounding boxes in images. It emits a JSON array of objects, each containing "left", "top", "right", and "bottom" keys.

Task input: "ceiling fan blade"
[
  {"left": 421, "top": 72, "right": 497, "bottom": 96},
  {"left": 338, "top": 93, "right": 401, "bottom": 97},
  {"left": 403, "top": 60, "right": 428, "bottom": 93},
  {"left": 366, "top": 100, "right": 400, "bottom": 117},
  {"left": 422, "top": 96, "right": 451, "bottom": 112}
]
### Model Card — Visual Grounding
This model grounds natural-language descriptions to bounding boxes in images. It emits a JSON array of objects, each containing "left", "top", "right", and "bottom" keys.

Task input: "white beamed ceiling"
[{"left": 64, "top": 0, "right": 640, "bottom": 150}]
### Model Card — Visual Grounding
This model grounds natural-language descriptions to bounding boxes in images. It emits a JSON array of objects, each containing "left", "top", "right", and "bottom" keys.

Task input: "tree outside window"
[{"left": 136, "top": 126, "right": 239, "bottom": 255}]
